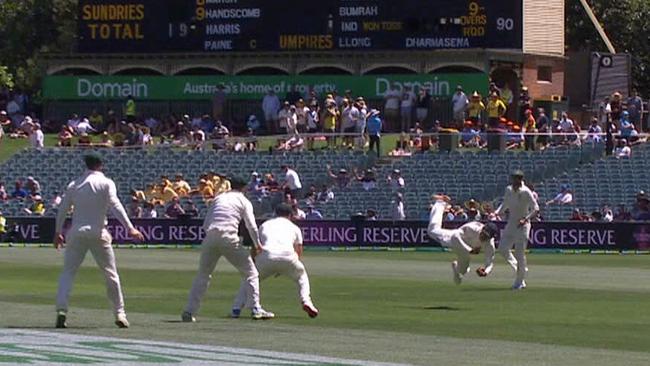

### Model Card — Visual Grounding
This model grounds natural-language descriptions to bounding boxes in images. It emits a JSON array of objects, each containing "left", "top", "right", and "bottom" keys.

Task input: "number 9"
[
  {"left": 469, "top": 2, "right": 479, "bottom": 16},
  {"left": 196, "top": 7, "right": 205, "bottom": 21}
]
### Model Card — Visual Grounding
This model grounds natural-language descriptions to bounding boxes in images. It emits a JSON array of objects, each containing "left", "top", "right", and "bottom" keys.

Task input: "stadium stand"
[{"left": 0, "top": 141, "right": 612, "bottom": 221}]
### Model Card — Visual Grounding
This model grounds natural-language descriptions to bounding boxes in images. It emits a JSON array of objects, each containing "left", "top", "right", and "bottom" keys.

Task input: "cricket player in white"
[
  {"left": 495, "top": 170, "right": 540, "bottom": 289},
  {"left": 54, "top": 153, "right": 144, "bottom": 329},
  {"left": 427, "top": 195, "right": 502, "bottom": 284},
  {"left": 182, "top": 176, "right": 274, "bottom": 321},
  {"left": 232, "top": 204, "right": 319, "bottom": 318}
]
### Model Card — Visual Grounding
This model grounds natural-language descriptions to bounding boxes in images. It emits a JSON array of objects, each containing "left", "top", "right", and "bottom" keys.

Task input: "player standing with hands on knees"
[
  {"left": 231, "top": 203, "right": 318, "bottom": 318},
  {"left": 182, "top": 176, "right": 274, "bottom": 322},
  {"left": 427, "top": 194, "right": 504, "bottom": 284},
  {"left": 54, "top": 153, "right": 144, "bottom": 329},
  {"left": 495, "top": 170, "right": 540, "bottom": 290}
]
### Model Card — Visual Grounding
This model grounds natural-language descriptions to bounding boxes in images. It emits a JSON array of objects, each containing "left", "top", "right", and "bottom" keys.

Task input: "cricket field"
[{"left": 0, "top": 248, "right": 649, "bottom": 365}]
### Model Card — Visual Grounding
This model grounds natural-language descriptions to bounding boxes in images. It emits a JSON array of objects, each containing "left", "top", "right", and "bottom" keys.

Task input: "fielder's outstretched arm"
[
  {"left": 54, "top": 183, "right": 75, "bottom": 236},
  {"left": 482, "top": 238, "right": 496, "bottom": 275},
  {"left": 108, "top": 181, "right": 136, "bottom": 231},
  {"left": 241, "top": 199, "right": 261, "bottom": 249}
]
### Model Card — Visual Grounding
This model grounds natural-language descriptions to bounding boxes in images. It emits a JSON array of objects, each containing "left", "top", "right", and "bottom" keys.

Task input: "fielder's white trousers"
[
  {"left": 427, "top": 201, "right": 472, "bottom": 276},
  {"left": 185, "top": 229, "right": 261, "bottom": 315},
  {"left": 499, "top": 222, "right": 529, "bottom": 285},
  {"left": 56, "top": 229, "right": 125, "bottom": 316},
  {"left": 233, "top": 252, "right": 313, "bottom": 310}
]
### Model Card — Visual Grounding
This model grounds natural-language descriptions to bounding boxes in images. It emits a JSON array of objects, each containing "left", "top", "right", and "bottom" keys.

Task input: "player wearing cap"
[
  {"left": 231, "top": 203, "right": 318, "bottom": 318},
  {"left": 182, "top": 176, "right": 274, "bottom": 321},
  {"left": 54, "top": 153, "right": 144, "bottom": 329},
  {"left": 427, "top": 194, "right": 502, "bottom": 284},
  {"left": 495, "top": 170, "right": 540, "bottom": 290}
]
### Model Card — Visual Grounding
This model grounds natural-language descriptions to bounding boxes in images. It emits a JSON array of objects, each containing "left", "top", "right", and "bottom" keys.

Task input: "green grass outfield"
[{"left": 1, "top": 248, "right": 649, "bottom": 365}]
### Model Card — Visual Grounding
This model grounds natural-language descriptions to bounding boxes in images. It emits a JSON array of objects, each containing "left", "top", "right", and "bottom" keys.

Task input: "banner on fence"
[{"left": 3, "top": 217, "right": 649, "bottom": 251}]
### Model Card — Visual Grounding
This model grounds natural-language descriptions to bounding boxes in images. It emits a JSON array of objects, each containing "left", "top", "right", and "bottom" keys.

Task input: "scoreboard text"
[{"left": 78, "top": 0, "right": 523, "bottom": 53}]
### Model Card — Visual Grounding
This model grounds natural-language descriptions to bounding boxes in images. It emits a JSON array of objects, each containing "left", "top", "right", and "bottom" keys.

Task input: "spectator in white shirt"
[
  {"left": 277, "top": 102, "right": 294, "bottom": 135},
  {"left": 292, "top": 201, "right": 306, "bottom": 220},
  {"left": 281, "top": 165, "right": 303, "bottom": 198},
  {"left": 341, "top": 98, "right": 359, "bottom": 146},
  {"left": 585, "top": 118, "right": 603, "bottom": 144},
  {"left": 615, "top": 139, "right": 631, "bottom": 159},
  {"left": 383, "top": 84, "right": 401, "bottom": 131},
  {"left": 262, "top": 91, "right": 281, "bottom": 133},
  {"left": 316, "top": 184, "right": 334, "bottom": 203},
  {"left": 387, "top": 169, "right": 405, "bottom": 191},
  {"left": 451, "top": 85, "right": 469, "bottom": 126},
  {"left": 546, "top": 184, "right": 573, "bottom": 205},
  {"left": 76, "top": 118, "right": 96, "bottom": 135},
  {"left": 392, "top": 192, "right": 406, "bottom": 221},
  {"left": 400, "top": 86, "right": 416, "bottom": 131},
  {"left": 67, "top": 114, "right": 81, "bottom": 132},
  {"left": 29, "top": 124, "right": 44, "bottom": 149},
  {"left": 295, "top": 99, "right": 309, "bottom": 133},
  {"left": 598, "top": 96, "right": 611, "bottom": 125},
  {"left": 559, "top": 112, "right": 574, "bottom": 132},
  {"left": 278, "top": 133, "right": 304, "bottom": 152}
]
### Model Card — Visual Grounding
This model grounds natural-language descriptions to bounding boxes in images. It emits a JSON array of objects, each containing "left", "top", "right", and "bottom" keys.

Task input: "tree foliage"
[
  {"left": 0, "top": 0, "right": 77, "bottom": 91},
  {"left": 566, "top": 0, "right": 650, "bottom": 95}
]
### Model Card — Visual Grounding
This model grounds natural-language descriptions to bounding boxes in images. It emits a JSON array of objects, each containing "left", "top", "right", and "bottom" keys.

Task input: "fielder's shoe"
[
  {"left": 230, "top": 308, "right": 241, "bottom": 319},
  {"left": 302, "top": 303, "right": 319, "bottom": 318},
  {"left": 251, "top": 307, "right": 275, "bottom": 320},
  {"left": 181, "top": 311, "right": 196, "bottom": 323},
  {"left": 55, "top": 310, "right": 67, "bottom": 329},
  {"left": 115, "top": 314, "right": 130, "bottom": 328},
  {"left": 451, "top": 261, "right": 462, "bottom": 285},
  {"left": 512, "top": 280, "right": 527, "bottom": 290}
]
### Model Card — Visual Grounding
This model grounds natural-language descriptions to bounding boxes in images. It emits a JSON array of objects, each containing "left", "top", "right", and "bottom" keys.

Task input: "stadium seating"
[{"left": 0, "top": 142, "right": 620, "bottom": 221}]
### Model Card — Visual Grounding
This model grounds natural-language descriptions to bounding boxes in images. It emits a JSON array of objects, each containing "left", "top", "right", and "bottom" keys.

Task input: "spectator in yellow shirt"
[
  {"left": 161, "top": 175, "right": 173, "bottom": 189},
  {"left": 24, "top": 195, "right": 45, "bottom": 216},
  {"left": 130, "top": 189, "right": 147, "bottom": 202},
  {"left": 173, "top": 174, "right": 191, "bottom": 197},
  {"left": 160, "top": 183, "right": 178, "bottom": 203},
  {"left": 467, "top": 91, "right": 485, "bottom": 125},
  {"left": 144, "top": 184, "right": 163, "bottom": 205},
  {"left": 215, "top": 174, "right": 231, "bottom": 195},
  {"left": 486, "top": 93, "right": 507, "bottom": 129},
  {"left": 190, "top": 179, "right": 215, "bottom": 201},
  {"left": 323, "top": 103, "right": 339, "bottom": 148}
]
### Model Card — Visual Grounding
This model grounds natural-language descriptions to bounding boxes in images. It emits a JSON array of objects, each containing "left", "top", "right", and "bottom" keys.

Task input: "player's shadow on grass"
[
  {"left": 467, "top": 287, "right": 513, "bottom": 292},
  {"left": 422, "top": 306, "right": 461, "bottom": 311},
  {"left": 7, "top": 326, "right": 98, "bottom": 330}
]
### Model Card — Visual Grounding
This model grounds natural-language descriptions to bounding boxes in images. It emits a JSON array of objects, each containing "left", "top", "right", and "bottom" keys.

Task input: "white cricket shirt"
[
  {"left": 203, "top": 191, "right": 260, "bottom": 247},
  {"left": 454, "top": 221, "right": 496, "bottom": 273},
  {"left": 55, "top": 170, "right": 134, "bottom": 237},
  {"left": 496, "top": 184, "right": 540, "bottom": 225},
  {"left": 284, "top": 169, "right": 302, "bottom": 190},
  {"left": 259, "top": 217, "right": 302, "bottom": 259}
]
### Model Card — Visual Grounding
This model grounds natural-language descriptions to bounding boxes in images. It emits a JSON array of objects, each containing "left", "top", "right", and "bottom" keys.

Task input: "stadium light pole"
[{"left": 579, "top": 0, "right": 616, "bottom": 54}]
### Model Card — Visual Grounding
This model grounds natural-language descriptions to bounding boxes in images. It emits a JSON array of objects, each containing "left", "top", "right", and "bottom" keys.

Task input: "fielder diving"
[{"left": 427, "top": 194, "right": 505, "bottom": 284}]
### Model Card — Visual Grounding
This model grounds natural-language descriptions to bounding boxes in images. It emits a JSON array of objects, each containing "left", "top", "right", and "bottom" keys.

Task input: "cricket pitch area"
[{"left": 1, "top": 248, "right": 649, "bottom": 366}]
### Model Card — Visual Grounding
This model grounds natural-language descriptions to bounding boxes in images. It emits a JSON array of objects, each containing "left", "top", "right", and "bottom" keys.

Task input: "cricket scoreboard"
[{"left": 78, "top": 0, "right": 523, "bottom": 53}]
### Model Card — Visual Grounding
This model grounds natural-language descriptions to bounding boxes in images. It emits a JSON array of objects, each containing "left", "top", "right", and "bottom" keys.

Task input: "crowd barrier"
[{"left": 3, "top": 217, "right": 650, "bottom": 251}]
